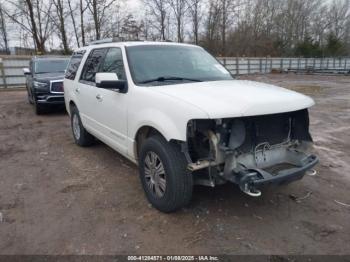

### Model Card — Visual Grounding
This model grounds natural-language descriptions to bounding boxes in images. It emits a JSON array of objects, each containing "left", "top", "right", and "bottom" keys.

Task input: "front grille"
[{"left": 50, "top": 81, "right": 64, "bottom": 93}]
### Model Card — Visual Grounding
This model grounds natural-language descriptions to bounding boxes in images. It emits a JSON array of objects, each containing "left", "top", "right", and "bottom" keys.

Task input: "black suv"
[{"left": 24, "top": 56, "right": 70, "bottom": 114}]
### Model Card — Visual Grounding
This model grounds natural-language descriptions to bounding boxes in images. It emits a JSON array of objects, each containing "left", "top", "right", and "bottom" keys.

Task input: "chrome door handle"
[
  {"left": 96, "top": 94, "right": 102, "bottom": 101},
  {"left": 75, "top": 88, "right": 80, "bottom": 94}
]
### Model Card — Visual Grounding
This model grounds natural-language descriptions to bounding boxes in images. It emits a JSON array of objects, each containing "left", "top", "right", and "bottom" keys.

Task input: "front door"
[
  {"left": 77, "top": 48, "right": 107, "bottom": 133},
  {"left": 92, "top": 47, "right": 128, "bottom": 154}
]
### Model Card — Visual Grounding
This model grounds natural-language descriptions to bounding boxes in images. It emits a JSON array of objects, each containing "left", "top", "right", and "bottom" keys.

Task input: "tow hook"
[
  {"left": 237, "top": 172, "right": 262, "bottom": 197},
  {"left": 306, "top": 169, "right": 317, "bottom": 176}
]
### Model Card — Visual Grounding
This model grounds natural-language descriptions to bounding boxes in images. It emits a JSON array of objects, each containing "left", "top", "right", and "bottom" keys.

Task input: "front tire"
[
  {"left": 70, "top": 106, "right": 94, "bottom": 146},
  {"left": 34, "top": 99, "right": 46, "bottom": 115},
  {"left": 139, "top": 135, "right": 193, "bottom": 212}
]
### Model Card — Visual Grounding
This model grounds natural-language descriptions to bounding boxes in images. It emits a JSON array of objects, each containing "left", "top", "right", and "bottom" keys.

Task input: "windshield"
[
  {"left": 126, "top": 45, "right": 233, "bottom": 86},
  {"left": 35, "top": 59, "right": 69, "bottom": 74}
]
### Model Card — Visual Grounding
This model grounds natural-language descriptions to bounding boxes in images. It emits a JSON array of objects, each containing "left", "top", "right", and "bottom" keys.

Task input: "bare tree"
[
  {"left": 51, "top": 0, "right": 69, "bottom": 54},
  {"left": 168, "top": 0, "right": 187, "bottom": 42},
  {"left": 1, "top": 0, "right": 350, "bottom": 56},
  {"left": 219, "top": 0, "right": 241, "bottom": 55},
  {"left": 327, "top": 0, "right": 350, "bottom": 40},
  {"left": 144, "top": 0, "right": 168, "bottom": 40},
  {"left": 5, "top": 0, "right": 53, "bottom": 53},
  {"left": 120, "top": 14, "right": 143, "bottom": 39},
  {"left": 86, "top": 0, "right": 118, "bottom": 40},
  {"left": 140, "top": 11, "right": 152, "bottom": 40},
  {"left": 0, "top": 3, "right": 9, "bottom": 52},
  {"left": 67, "top": 0, "right": 81, "bottom": 47},
  {"left": 186, "top": 0, "right": 202, "bottom": 44},
  {"left": 80, "top": 0, "right": 88, "bottom": 45},
  {"left": 204, "top": 0, "right": 221, "bottom": 53}
]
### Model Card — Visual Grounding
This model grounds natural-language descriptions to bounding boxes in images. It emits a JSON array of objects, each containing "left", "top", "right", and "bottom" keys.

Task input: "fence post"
[
  {"left": 270, "top": 58, "right": 272, "bottom": 72},
  {"left": 280, "top": 58, "right": 283, "bottom": 72},
  {"left": 345, "top": 58, "right": 347, "bottom": 70},
  {"left": 259, "top": 58, "right": 262, "bottom": 74},
  {"left": 313, "top": 58, "right": 316, "bottom": 68},
  {"left": 297, "top": 57, "right": 300, "bottom": 71},
  {"left": 289, "top": 58, "right": 292, "bottom": 70},
  {"left": 223, "top": 58, "right": 226, "bottom": 67},
  {"left": 236, "top": 57, "right": 239, "bottom": 75},
  {"left": 0, "top": 58, "right": 7, "bottom": 89},
  {"left": 326, "top": 58, "right": 329, "bottom": 69},
  {"left": 247, "top": 58, "right": 251, "bottom": 74},
  {"left": 265, "top": 57, "right": 268, "bottom": 73}
]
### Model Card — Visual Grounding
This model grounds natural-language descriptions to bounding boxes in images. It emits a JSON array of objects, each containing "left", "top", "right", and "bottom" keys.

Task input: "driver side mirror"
[
  {"left": 95, "top": 72, "right": 127, "bottom": 93},
  {"left": 23, "top": 68, "right": 31, "bottom": 75}
]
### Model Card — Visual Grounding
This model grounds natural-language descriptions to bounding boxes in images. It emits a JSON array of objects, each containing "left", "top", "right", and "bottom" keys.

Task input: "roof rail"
[
  {"left": 87, "top": 37, "right": 147, "bottom": 46},
  {"left": 88, "top": 37, "right": 119, "bottom": 46}
]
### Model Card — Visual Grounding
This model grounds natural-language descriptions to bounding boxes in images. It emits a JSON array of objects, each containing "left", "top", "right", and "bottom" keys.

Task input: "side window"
[
  {"left": 100, "top": 48, "right": 126, "bottom": 80},
  {"left": 80, "top": 48, "right": 107, "bottom": 83},
  {"left": 65, "top": 51, "right": 85, "bottom": 80}
]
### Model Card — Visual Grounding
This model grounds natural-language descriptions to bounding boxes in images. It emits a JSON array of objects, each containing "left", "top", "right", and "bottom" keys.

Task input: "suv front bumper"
[
  {"left": 236, "top": 154, "right": 318, "bottom": 195},
  {"left": 36, "top": 94, "right": 65, "bottom": 105}
]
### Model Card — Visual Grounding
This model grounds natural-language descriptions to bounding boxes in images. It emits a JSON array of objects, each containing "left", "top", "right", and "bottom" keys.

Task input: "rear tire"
[
  {"left": 139, "top": 135, "right": 193, "bottom": 212},
  {"left": 70, "top": 106, "right": 95, "bottom": 146}
]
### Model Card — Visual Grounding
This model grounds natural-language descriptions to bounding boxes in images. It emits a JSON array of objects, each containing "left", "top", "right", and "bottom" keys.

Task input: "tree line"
[{"left": 0, "top": 0, "right": 349, "bottom": 57}]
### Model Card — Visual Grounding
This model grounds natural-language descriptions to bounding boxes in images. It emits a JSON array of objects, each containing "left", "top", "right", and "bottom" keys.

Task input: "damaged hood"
[{"left": 149, "top": 80, "right": 315, "bottom": 118}]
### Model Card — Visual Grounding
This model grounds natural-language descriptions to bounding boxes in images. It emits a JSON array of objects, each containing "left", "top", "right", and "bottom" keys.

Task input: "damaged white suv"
[{"left": 64, "top": 40, "right": 318, "bottom": 212}]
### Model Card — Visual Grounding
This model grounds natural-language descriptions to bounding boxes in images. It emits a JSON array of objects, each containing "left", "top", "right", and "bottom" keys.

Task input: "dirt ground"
[{"left": 0, "top": 74, "right": 349, "bottom": 255}]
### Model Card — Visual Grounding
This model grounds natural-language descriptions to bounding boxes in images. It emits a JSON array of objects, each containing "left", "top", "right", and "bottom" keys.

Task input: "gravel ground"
[{"left": 0, "top": 74, "right": 349, "bottom": 255}]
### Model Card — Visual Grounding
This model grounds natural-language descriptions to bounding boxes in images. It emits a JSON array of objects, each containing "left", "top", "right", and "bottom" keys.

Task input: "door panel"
[
  {"left": 77, "top": 48, "right": 108, "bottom": 134},
  {"left": 75, "top": 82, "right": 100, "bottom": 132},
  {"left": 93, "top": 88, "right": 128, "bottom": 153},
  {"left": 91, "top": 47, "right": 128, "bottom": 153}
]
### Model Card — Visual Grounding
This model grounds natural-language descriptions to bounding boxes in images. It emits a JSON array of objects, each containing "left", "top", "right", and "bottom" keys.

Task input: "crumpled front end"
[{"left": 185, "top": 109, "right": 318, "bottom": 196}]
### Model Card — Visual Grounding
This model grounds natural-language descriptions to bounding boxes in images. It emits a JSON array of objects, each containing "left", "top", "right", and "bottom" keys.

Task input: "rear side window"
[
  {"left": 100, "top": 48, "right": 126, "bottom": 80},
  {"left": 80, "top": 48, "right": 107, "bottom": 83},
  {"left": 65, "top": 51, "right": 85, "bottom": 80}
]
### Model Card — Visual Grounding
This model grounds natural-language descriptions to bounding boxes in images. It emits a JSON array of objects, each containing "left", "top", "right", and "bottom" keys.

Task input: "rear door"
[{"left": 64, "top": 50, "right": 85, "bottom": 112}]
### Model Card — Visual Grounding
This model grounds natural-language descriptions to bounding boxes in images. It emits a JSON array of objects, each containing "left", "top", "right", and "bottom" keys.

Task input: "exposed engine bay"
[{"left": 184, "top": 109, "right": 318, "bottom": 196}]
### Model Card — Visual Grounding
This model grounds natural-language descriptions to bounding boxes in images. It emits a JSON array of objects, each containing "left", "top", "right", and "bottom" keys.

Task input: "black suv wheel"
[{"left": 34, "top": 99, "right": 46, "bottom": 115}]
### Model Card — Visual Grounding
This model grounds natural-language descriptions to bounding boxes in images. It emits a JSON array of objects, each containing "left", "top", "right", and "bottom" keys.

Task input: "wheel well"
[
  {"left": 134, "top": 126, "right": 163, "bottom": 159},
  {"left": 69, "top": 101, "right": 76, "bottom": 114}
]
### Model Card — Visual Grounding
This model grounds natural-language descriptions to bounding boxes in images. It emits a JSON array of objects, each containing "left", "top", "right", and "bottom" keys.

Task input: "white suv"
[{"left": 64, "top": 40, "right": 318, "bottom": 212}]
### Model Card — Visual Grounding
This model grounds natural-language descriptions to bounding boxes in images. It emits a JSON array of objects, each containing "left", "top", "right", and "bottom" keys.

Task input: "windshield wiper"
[{"left": 139, "top": 76, "right": 202, "bottom": 84}]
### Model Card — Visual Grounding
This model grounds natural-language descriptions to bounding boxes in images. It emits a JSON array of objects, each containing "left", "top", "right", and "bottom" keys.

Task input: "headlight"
[{"left": 33, "top": 81, "right": 48, "bottom": 88}]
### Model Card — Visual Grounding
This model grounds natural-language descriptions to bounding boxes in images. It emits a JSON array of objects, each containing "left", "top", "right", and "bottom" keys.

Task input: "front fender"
[{"left": 130, "top": 108, "right": 186, "bottom": 142}]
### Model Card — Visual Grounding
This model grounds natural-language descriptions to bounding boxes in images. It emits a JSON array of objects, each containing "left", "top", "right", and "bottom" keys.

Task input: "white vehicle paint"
[
  {"left": 148, "top": 80, "right": 314, "bottom": 119},
  {"left": 64, "top": 40, "right": 318, "bottom": 212},
  {"left": 64, "top": 41, "right": 314, "bottom": 162}
]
